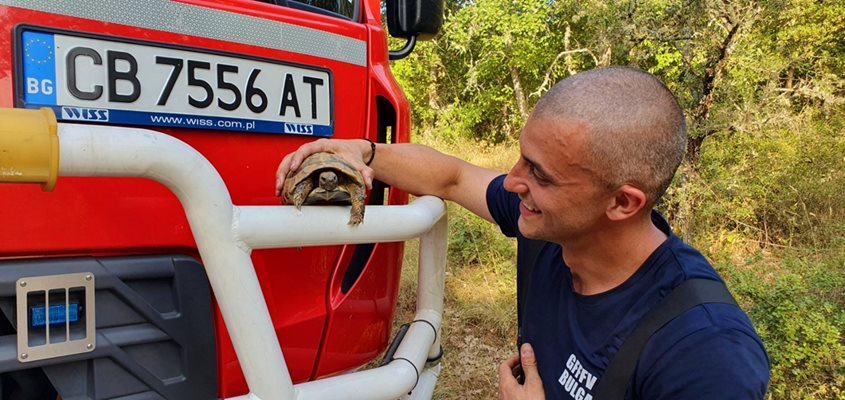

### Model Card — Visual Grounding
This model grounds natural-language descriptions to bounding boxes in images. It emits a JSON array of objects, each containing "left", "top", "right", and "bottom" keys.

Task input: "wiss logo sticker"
[{"left": 62, "top": 107, "right": 109, "bottom": 121}]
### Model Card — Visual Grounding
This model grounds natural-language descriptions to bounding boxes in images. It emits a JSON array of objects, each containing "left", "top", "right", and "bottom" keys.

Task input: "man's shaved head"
[{"left": 532, "top": 67, "right": 687, "bottom": 207}]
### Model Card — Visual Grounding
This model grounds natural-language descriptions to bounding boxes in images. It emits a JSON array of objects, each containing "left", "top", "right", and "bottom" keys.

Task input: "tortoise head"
[
  {"left": 283, "top": 152, "right": 365, "bottom": 206},
  {"left": 318, "top": 170, "right": 339, "bottom": 191}
]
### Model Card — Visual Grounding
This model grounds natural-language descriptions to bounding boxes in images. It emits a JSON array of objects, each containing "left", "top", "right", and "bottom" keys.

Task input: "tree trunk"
[
  {"left": 428, "top": 60, "right": 443, "bottom": 111},
  {"left": 785, "top": 67, "right": 794, "bottom": 90},
  {"left": 504, "top": 31, "right": 529, "bottom": 135},
  {"left": 564, "top": 24, "right": 577, "bottom": 75},
  {"left": 687, "top": 21, "right": 741, "bottom": 163},
  {"left": 599, "top": 46, "right": 612, "bottom": 67},
  {"left": 510, "top": 65, "right": 529, "bottom": 129}
]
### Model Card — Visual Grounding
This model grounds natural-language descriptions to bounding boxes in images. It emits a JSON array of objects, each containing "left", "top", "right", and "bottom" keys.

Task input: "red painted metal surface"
[{"left": 0, "top": 1, "right": 409, "bottom": 397}]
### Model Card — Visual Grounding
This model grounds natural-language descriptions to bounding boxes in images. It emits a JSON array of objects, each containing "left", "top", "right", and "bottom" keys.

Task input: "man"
[{"left": 275, "top": 67, "right": 770, "bottom": 399}]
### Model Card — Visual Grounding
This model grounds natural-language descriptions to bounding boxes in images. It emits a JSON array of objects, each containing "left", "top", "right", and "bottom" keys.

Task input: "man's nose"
[{"left": 503, "top": 163, "right": 527, "bottom": 193}]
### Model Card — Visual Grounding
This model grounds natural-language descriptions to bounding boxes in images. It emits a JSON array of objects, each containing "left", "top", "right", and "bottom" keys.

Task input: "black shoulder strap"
[{"left": 593, "top": 278, "right": 738, "bottom": 400}]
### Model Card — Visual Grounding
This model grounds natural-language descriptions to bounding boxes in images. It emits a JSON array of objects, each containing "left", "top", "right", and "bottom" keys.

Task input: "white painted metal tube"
[
  {"left": 406, "top": 364, "right": 441, "bottom": 400},
  {"left": 418, "top": 216, "right": 448, "bottom": 360},
  {"left": 292, "top": 217, "right": 448, "bottom": 399},
  {"left": 57, "top": 124, "right": 296, "bottom": 400},
  {"left": 292, "top": 312, "right": 439, "bottom": 400},
  {"left": 294, "top": 358, "right": 419, "bottom": 400},
  {"left": 234, "top": 196, "right": 445, "bottom": 248},
  {"left": 55, "top": 123, "right": 449, "bottom": 400}
]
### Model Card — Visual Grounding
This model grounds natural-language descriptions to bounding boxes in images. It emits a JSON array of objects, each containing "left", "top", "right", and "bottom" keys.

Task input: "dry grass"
[{"left": 395, "top": 240, "right": 516, "bottom": 399}]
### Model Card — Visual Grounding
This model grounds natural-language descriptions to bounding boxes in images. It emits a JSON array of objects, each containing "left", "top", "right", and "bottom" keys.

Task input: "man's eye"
[{"left": 530, "top": 167, "right": 550, "bottom": 185}]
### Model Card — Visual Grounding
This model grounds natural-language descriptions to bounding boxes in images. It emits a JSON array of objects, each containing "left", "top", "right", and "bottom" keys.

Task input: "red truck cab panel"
[{"left": 0, "top": 1, "right": 410, "bottom": 397}]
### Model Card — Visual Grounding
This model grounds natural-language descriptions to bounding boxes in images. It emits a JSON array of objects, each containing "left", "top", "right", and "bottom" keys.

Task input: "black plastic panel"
[{"left": 0, "top": 255, "right": 217, "bottom": 400}]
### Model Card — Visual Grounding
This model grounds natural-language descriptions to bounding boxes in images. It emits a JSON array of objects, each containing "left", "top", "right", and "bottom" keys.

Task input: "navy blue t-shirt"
[{"left": 486, "top": 175, "right": 769, "bottom": 399}]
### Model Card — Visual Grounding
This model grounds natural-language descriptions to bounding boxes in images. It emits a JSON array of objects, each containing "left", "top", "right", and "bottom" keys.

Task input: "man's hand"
[
  {"left": 275, "top": 138, "right": 374, "bottom": 197},
  {"left": 498, "top": 343, "right": 545, "bottom": 399}
]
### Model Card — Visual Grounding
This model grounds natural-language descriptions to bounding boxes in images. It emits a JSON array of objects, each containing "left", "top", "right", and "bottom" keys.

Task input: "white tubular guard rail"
[{"left": 57, "top": 124, "right": 448, "bottom": 400}]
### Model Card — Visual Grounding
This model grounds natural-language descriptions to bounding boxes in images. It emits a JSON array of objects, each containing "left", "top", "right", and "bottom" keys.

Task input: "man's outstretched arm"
[{"left": 275, "top": 139, "right": 501, "bottom": 222}]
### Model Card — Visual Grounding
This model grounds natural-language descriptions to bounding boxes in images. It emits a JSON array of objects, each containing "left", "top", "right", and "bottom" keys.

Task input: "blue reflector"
[{"left": 30, "top": 303, "right": 79, "bottom": 327}]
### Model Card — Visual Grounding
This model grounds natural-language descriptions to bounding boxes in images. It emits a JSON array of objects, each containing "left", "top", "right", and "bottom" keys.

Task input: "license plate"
[{"left": 17, "top": 28, "right": 333, "bottom": 136}]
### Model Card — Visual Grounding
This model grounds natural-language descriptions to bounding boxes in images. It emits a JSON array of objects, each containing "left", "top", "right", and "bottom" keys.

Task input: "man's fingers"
[
  {"left": 511, "top": 363, "right": 524, "bottom": 379},
  {"left": 498, "top": 354, "right": 520, "bottom": 380},
  {"left": 275, "top": 153, "right": 295, "bottom": 197},
  {"left": 360, "top": 165, "right": 374, "bottom": 190},
  {"left": 519, "top": 343, "right": 540, "bottom": 383},
  {"left": 275, "top": 140, "right": 329, "bottom": 196},
  {"left": 289, "top": 141, "right": 319, "bottom": 171},
  {"left": 503, "top": 354, "right": 520, "bottom": 369},
  {"left": 275, "top": 138, "right": 374, "bottom": 194},
  {"left": 497, "top": 354, "right": 521, "bottom": 399},
  {"left": 498, "top": 354, "right": 520, "bottom": 382},
  {"left": 498, "top": 345, "right": 545, "bottom": 399}
]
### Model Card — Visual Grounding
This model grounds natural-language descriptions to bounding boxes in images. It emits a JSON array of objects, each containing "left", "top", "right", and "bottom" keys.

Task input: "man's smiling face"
[{"left": 503, "top": 115, "right": 613, "bottom": 244}]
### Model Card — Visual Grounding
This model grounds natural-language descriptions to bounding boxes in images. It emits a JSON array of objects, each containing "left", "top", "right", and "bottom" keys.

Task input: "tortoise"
[{"left": 283, "top": 152, "right": 366, "bottom": 225}]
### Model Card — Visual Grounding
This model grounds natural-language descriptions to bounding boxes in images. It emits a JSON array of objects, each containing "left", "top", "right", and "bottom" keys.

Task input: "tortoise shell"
[{"left": 283, "top": 152, "right": 366, "bottom": 225}]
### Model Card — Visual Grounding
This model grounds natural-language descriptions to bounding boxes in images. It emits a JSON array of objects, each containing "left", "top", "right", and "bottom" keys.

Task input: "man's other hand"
[{"left": 498, "top": 343, "right": 545, "bottom": 399}]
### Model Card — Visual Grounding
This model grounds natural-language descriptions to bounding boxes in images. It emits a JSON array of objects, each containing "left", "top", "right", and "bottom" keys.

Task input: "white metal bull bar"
[{"left": 4, "top": 114, "right": 447, "bottom": 400}]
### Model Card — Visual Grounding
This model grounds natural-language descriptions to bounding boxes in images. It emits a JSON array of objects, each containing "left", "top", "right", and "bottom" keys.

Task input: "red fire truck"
[{"left": 0, "top": 1, "right": 443, "bottom": 398}]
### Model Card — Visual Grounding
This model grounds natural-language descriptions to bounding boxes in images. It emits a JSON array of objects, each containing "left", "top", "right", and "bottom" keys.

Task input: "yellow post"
[{"left": 0, "top": 107, "right": 59, "bottom": 191}]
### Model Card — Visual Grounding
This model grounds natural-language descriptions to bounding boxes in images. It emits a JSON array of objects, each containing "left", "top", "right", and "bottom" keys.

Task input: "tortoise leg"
[
  {"left": 348, "top": 185, "right": 366, "bottom": 225},
  {"left": 291, "top": 180, "right": 315, "bottom": 209}
]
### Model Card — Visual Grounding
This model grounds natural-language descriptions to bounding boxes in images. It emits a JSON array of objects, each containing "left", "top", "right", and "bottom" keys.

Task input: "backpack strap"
[{"left": 593, "top": 278, "right": 738, "bottom": 399}]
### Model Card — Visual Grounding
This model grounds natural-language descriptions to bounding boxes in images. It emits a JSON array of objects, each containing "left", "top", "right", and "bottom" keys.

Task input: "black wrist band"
[{"left": 364, "top": 138, "right": 376, "bottom": 166}]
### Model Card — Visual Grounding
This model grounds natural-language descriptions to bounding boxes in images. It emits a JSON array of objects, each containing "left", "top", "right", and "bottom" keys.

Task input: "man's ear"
[{"left": 606, "top": 184, "right": 648, "bottom": 221}]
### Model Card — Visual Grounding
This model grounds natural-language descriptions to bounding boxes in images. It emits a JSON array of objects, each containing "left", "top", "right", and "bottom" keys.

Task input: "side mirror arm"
[{"left": 388, "top": 35, "right": 418, "bottom": 60}]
